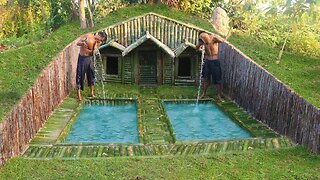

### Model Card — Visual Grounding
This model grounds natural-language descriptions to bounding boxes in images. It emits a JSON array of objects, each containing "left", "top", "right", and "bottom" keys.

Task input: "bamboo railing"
[
  {"left": 220, "top": 43, "right": 320, "bottom": 153},
  {"left": 100, "top": 13, "right": 204, "bottom": 57}
]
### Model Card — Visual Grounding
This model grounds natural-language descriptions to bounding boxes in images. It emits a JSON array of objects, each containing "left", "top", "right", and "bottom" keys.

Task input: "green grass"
[
  {"left": 0, "top": 4, "right": 216, "bottom": 122},
  {"left": 228, "top": 33, "right": 320, "bottom": 108},
  {"left": 0, "top": 4, "right": 320, "bottom": 179},
  {"left": 1, "top": 147, "right": 319, "bottom": 179}
]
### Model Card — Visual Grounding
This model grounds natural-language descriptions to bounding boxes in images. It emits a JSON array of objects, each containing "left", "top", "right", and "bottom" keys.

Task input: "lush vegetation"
[
  {"left": 229, "top": 33, "right": 320, "bottom": 108},
  {"left": 0, "top": 4, "right": 215, "bottom": 121},
  {"left": 1, "top": 0, "right": 319, "bottom": 58},
  {"left": 0, "top": 2, "right": 319, "bottom": 179},
  {"left": 1, "top": 147, "right": 319, "bottom": 179},
  {"left": 162, "top": 0, "right": 320, "bottom": 58}
]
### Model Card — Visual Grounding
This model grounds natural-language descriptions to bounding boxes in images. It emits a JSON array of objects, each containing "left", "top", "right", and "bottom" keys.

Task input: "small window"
[
  {"left": 178, "top": 57, "right": 191, "bottom": 76},
  {"left": 106, "top": 56, "right": 118, "bottom": 75}
]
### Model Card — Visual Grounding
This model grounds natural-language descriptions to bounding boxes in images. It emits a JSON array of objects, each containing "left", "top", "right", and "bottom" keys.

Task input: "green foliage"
[
  {"left": 0, "top": 0, "right": 50, "bottom": 39},
  {"left": 48, "top": 0, "right": 73, "bottom": 30},
  {"left": 0, "top": 4, "right": 319, "bottom": 178},
  {"left": 93, "top": 0, "right": 129, "bottom": 21},
  {"left": 206, "top": 0, "right": 319, "bottom": 58},
  {"left": 0, "top": 147, "right": 319, "bottom": 179},
  {"left": 179, "top": 0, "right": 213, "bottom": 18},
  {"left": 161, "top": 0, "right": 320, "bottom": 58},
  {"left": 0, "top": 0, "right": 6, "bottom": 5}
]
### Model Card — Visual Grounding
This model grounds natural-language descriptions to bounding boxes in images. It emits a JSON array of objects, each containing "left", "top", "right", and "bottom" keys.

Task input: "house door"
[{"left": 139, "top": 51, "right": 157, "bottom": 85}]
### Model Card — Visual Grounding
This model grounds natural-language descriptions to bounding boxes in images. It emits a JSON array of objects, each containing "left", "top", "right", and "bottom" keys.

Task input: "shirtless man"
[
  {"left": 196, "top": 31, "right": 225, "bottom": 101},
  {"left": 76, "top": 31, "right": 106, "bottom": 101}
]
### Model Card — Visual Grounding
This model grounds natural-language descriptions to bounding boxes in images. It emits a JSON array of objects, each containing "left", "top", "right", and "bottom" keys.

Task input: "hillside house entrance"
[{"left": 139, "top": 51, "right": 157, "bottom": 85}]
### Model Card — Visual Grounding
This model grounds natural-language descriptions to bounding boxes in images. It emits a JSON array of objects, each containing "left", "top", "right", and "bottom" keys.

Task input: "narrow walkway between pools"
[{"left": 138, "top": 86, "right": 174, "bottom": 144}]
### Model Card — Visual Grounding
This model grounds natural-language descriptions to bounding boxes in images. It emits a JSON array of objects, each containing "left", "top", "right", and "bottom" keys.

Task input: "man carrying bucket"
[
  {"left": 196, "top": 31, "right": 225, "bottom": 101},
  {"left": 76, "top": 31, "right": 106, "bottom": 101}
]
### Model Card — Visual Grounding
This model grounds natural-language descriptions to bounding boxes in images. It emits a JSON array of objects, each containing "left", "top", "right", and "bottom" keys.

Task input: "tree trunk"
[
  {"left": 7, "top": 0, "right": 14, "bottom": 6},
  {"left": 86, "top": 0, "right": 94, "bottom": 28},
  {"left": 276, "top": 30, "right": 290, "bottom": 64},
  {"left": 0, "top": 10, "right": 2, "bottom": 36},
  {"left": 39, "top": 0, "right": 46, "bottom": 24},
  {"left": 79, "top": 0, "right": 87, "bottom": 29},
  {"left": 71, "top": 0, "right": 79, "bottom": 20}
]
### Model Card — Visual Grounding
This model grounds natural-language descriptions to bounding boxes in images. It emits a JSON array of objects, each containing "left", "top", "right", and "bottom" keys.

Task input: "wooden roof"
[{"left": 98, "top": 12, "right": 209, "bottom": 57}]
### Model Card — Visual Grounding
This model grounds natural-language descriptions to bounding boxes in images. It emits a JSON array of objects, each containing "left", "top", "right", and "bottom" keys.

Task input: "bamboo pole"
[
  {"left": 156, "top": 17, "right": 161, "bottom": 40},
  {"left": 182, "top": 26, "right": 185, "bottom": 43},
  {"left": 174, "top": 23, "right": 178, "bottom": 48},
  {"left": 143, "top": 15, "right": 147, "bottom": 33},
  {"left": 134, "top": 18, "right": 138, "bottom": 42},
  {"left": 146, "top": 15, "right": 151, "bottom": 36},
  {"left": 120, "top": 24, "right": 124, "bottom": 45},
  {"left": 164, "top": 21, "right": 168, "bottom": 46},
  {"left": 177, "top": 24, "right": 182, "bottom": 45},
  {"left": 124, "top": 23, "right": 128, "bottom": 47},
  {"left": 170, "top": 21, "right": 174, "bottom": 48},
  {"left": 160, "top": 18, "right": 164, "bottom": 42},
  {"left": 128, "top": 21, "right": 132, "bottom": 45},
  {"left": 131, "top": 20, "right": 135, "bottom": 43},
  {"left": 137, "top": 17, "right": 141, "bottom": 39},
  {"left": 185, "top": 27, "right": 189, "bottom": 44}
]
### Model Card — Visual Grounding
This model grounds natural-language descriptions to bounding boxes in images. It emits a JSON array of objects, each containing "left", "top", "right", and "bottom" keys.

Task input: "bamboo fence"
[
  {"left": 220, "top": 43, "right": 320, "bottom": 153},
  {"left": 0, "top": 40, "right": 79, "bottom": 166},
  {"left": 100, "top": 13, "right": 204, "bottom": 57}
]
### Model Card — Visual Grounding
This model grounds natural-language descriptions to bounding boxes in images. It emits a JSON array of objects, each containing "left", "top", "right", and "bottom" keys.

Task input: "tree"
[
  {"left": 6, "top": 0, "right": 14, "bottom": 6},
  {"left": 79, "top": 0, "right": 86, "bottom": 29},
  {"left": 71, "top": 0, "right": 79, "bottom": 20},
  {"left": 86, "top": 0, "right": 94, "bottom": 28},
  {"left": 39, "top": 0, "right": 46, "bottom": 24}
]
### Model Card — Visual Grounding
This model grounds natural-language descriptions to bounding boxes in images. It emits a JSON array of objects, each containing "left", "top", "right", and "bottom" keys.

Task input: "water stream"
[
  {"left": 196, "top": 48, "right": 205, "bottom": 104},
  {"left": 93, "top": 49, "right": 106, "bottom": 99}
]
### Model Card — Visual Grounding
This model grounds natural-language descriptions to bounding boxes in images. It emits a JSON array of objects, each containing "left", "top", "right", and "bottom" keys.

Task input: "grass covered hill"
[
  {"left": 0, "top": 5, "right": 319, "bottom": 124},
  {"left": 0, "top": 4, "right": 214, "bottom": 122},
  {"left": 0, "top": 4, "right": 319, "bottom": 179}
]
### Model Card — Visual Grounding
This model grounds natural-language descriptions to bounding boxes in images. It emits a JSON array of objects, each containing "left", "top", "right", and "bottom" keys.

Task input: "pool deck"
[{"left": 24, "top": 85, "right": 296, "bottom": 159}]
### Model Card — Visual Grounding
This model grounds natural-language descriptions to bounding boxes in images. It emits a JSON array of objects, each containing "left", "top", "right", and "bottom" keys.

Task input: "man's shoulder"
[{"left": 83, "top": 34, "right": 94, "bottom": 38}]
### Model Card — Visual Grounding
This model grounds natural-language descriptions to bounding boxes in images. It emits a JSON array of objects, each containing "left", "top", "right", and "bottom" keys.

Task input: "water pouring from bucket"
[
  {"left": 196, "top": 46, "right": 205, "bottom": 104},
  {"left": 93, "top": 49, "right": 106, "bottom": 99}
]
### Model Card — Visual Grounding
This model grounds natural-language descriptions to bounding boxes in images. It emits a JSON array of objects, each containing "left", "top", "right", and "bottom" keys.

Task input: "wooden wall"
[
  {"left": 0, "top": 41, "right": 79, "bottom": 166},
  {"left": 220, "top": 43, "right": 320, "bottom": 153}
]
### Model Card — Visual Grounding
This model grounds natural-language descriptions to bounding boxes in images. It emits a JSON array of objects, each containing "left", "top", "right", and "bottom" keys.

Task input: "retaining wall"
[
  {"left": 0, "top": 40, "right": 79, "bottom": 166},
  {"left": 220, "top": 43, "right": 320, "bottom": 153}
]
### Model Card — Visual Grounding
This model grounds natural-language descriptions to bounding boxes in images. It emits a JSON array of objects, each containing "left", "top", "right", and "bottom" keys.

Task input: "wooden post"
[{"left": 124, "top": 23, "right": 128, "bottom": 47}]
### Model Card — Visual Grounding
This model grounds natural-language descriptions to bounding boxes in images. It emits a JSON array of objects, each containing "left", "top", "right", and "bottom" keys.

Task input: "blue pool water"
[
  {"left": 163, "top": 102, "right": 252, "bottom": 141},
  {"left": 65, "top": 104, "right": 139, "bottom": 144}
]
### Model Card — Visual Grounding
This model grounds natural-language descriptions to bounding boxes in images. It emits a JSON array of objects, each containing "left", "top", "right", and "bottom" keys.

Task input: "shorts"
[
  {"left": 201, "top": 59, "right": 222, "bottom": 84},
  {"left": 76, "top": 55, "right": 95, "bottom": 90}
]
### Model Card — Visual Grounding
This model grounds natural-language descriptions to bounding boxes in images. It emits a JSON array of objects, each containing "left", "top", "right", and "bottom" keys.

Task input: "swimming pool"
[
  {"left": 163, "top": 101, "right": 252, "bottom": 142},
  {"left": 65, "top": 103, "right": 139, "bottom": 144}
]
